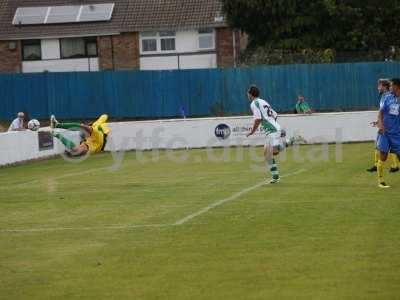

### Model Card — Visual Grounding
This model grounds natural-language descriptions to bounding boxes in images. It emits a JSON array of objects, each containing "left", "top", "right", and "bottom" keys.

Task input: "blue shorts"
[{"left": 377, "top": 133, "right": 400, "bottom": 155}]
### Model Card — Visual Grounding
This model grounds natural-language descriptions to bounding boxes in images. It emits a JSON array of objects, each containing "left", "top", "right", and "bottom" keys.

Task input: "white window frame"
[
  {"left": 159, "top": 31, "right": 176, "bottom": 52},
  {"left": 198, "top": 28, "right": 215, "bottom": 50},
  {"left": 140, "top": 31, "right": 158, "bottom": 54},
  {"left": 140, "top": 31, "right": 176, "bottom": 55}
]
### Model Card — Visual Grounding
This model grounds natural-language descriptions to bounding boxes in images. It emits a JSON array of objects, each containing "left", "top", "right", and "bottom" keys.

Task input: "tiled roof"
[
  {"left": 123, "top": 0, "right": 225, "bottom": 31},
  {"left": 0, "top": 0, "right": 225, "bottom": 40}
]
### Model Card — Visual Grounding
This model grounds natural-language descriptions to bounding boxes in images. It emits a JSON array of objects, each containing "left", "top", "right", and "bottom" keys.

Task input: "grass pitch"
[{"left": 1, "top": 143, "right": 400, "bottom": 299}]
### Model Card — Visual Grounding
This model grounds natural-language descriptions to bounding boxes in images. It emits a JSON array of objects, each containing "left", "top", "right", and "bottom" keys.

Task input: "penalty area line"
[
  {"left": 0, "top": 169, "right": 306, "bottom": 234},
  {"left": 173, "top": 168, "right": 307, "bottom": 226},
  {"left": 0, "top": 223, "right": 172, "bottom": 233}
]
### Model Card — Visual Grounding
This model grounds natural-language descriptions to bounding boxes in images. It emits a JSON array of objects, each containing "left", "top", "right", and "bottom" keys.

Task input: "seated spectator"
[
  {"left": 295, "top": 95, "right": 312, "bottom": 114},
  {"left": 8, "top": 112, "right": 26, "bottom": 131}
]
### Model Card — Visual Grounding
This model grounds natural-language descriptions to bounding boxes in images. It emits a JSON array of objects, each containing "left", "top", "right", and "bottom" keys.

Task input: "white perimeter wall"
[
  {"left": 0, "top": 111, "right": 378, "bottom": 166},
  {"left": 106, "top": 111, "right": 378, "bottom": 151},
  {"left": 0, "top": 131, "right": 80, "bottom": 166}
]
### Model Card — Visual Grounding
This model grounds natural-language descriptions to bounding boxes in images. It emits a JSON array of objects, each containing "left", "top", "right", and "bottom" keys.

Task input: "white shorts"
[{"left": 264, "top": 131, "right": 284, "bottom": 149}]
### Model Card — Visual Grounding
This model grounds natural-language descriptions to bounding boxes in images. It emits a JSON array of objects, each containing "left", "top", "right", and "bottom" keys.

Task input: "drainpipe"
[
  {"left": 110, "top": 35, "right": 115, "bottom": 70},
  {"left": 232, "top": 29, "right": 237, "bottom": 68}
]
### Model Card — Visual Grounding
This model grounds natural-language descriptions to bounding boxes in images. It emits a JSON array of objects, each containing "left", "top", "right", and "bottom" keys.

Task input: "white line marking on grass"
[
  {"left": 173, "top": 168, "right": 307, "bottom": 226},
  {"left": 0, "top": 224, "right": 171, "bottom": 233},
  {"left": 0, "top": 168, "right": 306, "bottom": 233}
]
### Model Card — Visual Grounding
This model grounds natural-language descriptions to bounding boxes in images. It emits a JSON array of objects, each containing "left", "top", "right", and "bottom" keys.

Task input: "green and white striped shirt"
[{"left": 250, "top": 98, "right": 281, "bottom": 134}]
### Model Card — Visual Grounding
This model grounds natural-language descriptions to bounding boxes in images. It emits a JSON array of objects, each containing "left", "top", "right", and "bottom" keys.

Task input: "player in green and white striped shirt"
[{"left": 246, "top": 85, "right": 285, "bottom": 184}]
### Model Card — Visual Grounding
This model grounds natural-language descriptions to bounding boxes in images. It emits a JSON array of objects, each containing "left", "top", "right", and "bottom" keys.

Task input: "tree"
[
  {"left": 223, "top": 0, "right": 337, "bottom": 49},
  {"left": 223, "top": 0, "right": 400, "bottom": 63}
]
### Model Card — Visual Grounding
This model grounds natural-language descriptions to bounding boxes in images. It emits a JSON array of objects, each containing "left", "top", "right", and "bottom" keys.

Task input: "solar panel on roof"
[
  {"left": 12, "top": 3, "right": 114, "bottom": 26},
  {"left": 46, "top": 5, "right": 81, "bottom": 24},
  {"left": 12, "top": 7, "right": 48, "bottom": 25},
  {"left": 78, "top": 3, "right": 114, "bottom": 22}
]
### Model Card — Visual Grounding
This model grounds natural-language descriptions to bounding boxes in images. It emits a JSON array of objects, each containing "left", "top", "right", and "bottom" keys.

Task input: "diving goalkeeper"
[{"left": 50, "top": 114, "right": 110, "bottom": 156}]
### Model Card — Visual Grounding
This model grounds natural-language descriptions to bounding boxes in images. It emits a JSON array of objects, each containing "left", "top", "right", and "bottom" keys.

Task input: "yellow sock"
[
  {"left": 390, "top": 153, "right": 399, "bottom": 169},
  {"left": 92, "top": 114, "right": 110, "bottom": 135},
  {"left": 374, "top": 150, "right": 379, "bottom": 167},
  {"left": 377, "top": 160, "right": 385, "bottom": 183},
  {"left": 92, "top": 114, "right": 108, "bottom": 128}
]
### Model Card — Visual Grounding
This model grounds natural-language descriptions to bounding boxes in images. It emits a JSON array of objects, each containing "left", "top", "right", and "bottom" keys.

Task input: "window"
[
  {"left": 140, "top": 31, "right": 176, "bottom": 53},
  {"left": 22, "top": 40, "right": 41, "bottom": 60},
  {"left": 140, "top": 32, "right": 157, "bottom": 53},
  {"left": 141, "top": 31, "right": 157, "bottom": 37},
  {"left": 161, "top": 38, "right": 175, "bottom": 51},
  {"left": 160, "top": 31, "right": 176, "bottom": 51},
  {"left": 198, "top": 28, "right": 215, "bottom": 50},
  {"left": 60, "top": 37, "right": 98, "bottom": 59},
  {"left": 142, "top": 39, "right": 157, "bottom": 52},
  {"left": 60, "top": 38, "right": 85, "bottom": 58},
  {"left": 85, "top": 37, "right": 98, "bottom": 57}
]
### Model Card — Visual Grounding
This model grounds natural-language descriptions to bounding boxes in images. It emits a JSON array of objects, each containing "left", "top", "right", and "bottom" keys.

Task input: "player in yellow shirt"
[{"left": 50, "top": 114, "right": 110, "bottom": 156}]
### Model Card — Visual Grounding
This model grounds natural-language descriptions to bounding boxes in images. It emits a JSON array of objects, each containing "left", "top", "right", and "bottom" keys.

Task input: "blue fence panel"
[{"left": 0, "top": 62, "right": 399, "bottom": 121}]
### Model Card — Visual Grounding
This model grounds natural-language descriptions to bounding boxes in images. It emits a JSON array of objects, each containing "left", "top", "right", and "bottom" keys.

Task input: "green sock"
[
  {"left": 56, "top": 122, "right": 81, "bottom": 130},
  {"left": 267, "top": 158, "right": 280, "bottom": 179},
  {"left": 53, "top": 133, "right": 76, "bottom": 150}
]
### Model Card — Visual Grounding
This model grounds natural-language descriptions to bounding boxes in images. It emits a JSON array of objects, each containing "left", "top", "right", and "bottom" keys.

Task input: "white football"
[{"left": 28, "top": 119, "right": 40, "bottom": 131}]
